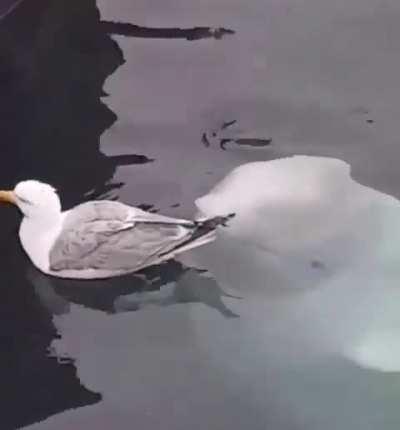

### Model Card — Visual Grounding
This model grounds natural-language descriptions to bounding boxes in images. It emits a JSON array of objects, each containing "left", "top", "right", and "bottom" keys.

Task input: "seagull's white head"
[{"left": 0, "top": 180, "right": 61, "bottom": 219}]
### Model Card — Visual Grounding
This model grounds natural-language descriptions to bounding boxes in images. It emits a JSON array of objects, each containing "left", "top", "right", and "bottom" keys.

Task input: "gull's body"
[{"left": 0, "top": 181, "right": 230, "bottom": 279}]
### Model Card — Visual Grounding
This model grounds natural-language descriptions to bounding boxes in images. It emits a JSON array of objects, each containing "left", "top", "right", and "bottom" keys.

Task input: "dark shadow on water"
[
  {"left": 114, "top": 269, "right": 241, "bottom": 318},
  {"left": 0, "top": 0, "right": 126, "bottom": 426},
  {"left": 27, "top": 261, "right": 240, "bottom": 319},
  {"left": 1, "top": 240, "right": 102, "bottom": 430},
  {"left": 0, "top": 0, "right": 155, "bottom": 208},
  {"left": 0, "top": 1, "right": 236, "bottom": 427},
  {"left": 0, "top": 0, "right": 234, "bottom": 206}
]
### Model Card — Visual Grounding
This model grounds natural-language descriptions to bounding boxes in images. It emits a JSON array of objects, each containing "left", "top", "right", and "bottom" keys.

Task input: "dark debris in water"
[
  {"left": 311, "top": 260, "right": 326, "bottom": 270},
  {"left": 83, "top": 181, "right": 124, "bottom": 201},
  {"left": 107, "top": 154, "right": 154, "bottom": 165},
  {"left": 101, "top": 21, "right": 235, "bottom": 41},
  {"left": 221, "top": 137, "right": 272, "bottom": 150},
  {"left": 137, "top": 203, "right": 159, "bottom": 213},
  {"left": 202, "top": 119, "right": 272, "bottom": 150},
  {"left": 201, "top": 132, "right": 211, "bottom": 147},
  {"left": 221, "top": 119, "right": 238, "bottom": 130}
]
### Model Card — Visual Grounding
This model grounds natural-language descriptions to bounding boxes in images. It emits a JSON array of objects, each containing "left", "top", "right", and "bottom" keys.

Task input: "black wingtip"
[
  {"left": 197, "top": 213, "right": 236, "bottom": 229},
  {"left": 157, "top": 213, "right": 236, "bottom": 258},
  {"left": 219, "top": 212, "right": 236, "bottom": 227}
]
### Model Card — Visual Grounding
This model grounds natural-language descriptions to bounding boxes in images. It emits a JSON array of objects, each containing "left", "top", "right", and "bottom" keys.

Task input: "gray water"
[{"left": 25, "top": 0, "right": 400, "bottom": 429}]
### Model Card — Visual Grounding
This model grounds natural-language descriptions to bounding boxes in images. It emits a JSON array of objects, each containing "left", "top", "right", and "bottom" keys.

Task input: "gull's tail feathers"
[{"left": 159, "top": 213, "right": 235, "bottom": 259}]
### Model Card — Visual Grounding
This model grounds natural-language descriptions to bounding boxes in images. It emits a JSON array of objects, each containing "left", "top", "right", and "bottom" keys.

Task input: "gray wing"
[{"left": 49, "top": 200, "right": 195, "bottom": 272}]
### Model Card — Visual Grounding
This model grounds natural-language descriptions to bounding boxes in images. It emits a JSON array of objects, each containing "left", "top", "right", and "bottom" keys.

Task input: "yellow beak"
[{"left": 0, "top": 190, "right": 17, "bottom": 205}]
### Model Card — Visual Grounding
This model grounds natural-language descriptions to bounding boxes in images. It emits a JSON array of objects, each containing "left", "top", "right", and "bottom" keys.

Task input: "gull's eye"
[{"left": 17, "top": 195, "right": 32, "bottom": 205}]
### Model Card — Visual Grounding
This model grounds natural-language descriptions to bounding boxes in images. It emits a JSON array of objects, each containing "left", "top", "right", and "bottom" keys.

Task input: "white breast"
[{"left": 19, "top": 215, "right": 65, "bottom": 274}]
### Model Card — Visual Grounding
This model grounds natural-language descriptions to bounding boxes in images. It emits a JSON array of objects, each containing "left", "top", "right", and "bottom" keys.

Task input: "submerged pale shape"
[
  {"left": 194, "top": 155, "right": 400, "bottom": 372},
  {"left": 35, "top": 156, "right": 400, "bottom": 430}
]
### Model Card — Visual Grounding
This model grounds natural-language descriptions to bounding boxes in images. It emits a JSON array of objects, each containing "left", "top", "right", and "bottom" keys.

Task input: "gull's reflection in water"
[{"left": 27, "top": 261, "right": 239, "bottom": 318}]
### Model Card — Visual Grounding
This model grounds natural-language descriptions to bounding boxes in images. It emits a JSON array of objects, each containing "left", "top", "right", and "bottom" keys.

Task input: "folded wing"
[{"left": 49, "top": 200, "right": 197, "bottom": 273}]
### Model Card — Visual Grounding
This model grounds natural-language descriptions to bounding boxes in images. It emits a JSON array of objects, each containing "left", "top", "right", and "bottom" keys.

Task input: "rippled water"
[{"left": 3, "top": 0, "right": 400, "bottom": 429}]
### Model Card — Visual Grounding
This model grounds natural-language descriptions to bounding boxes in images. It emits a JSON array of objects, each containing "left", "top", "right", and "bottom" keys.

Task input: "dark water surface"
[{"left": 2, "top": 0, "right": 400, "bottom": 429}]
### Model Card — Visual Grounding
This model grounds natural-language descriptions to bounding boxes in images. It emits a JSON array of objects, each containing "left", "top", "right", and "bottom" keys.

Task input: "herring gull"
[{"left": 0, "top": 180, "right": 233, "bottom": 279}]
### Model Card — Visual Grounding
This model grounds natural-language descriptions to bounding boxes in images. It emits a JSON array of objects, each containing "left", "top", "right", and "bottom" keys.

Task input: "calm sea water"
[{"left": 2, "top": 0, "right": 400, "bottom": 429}]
